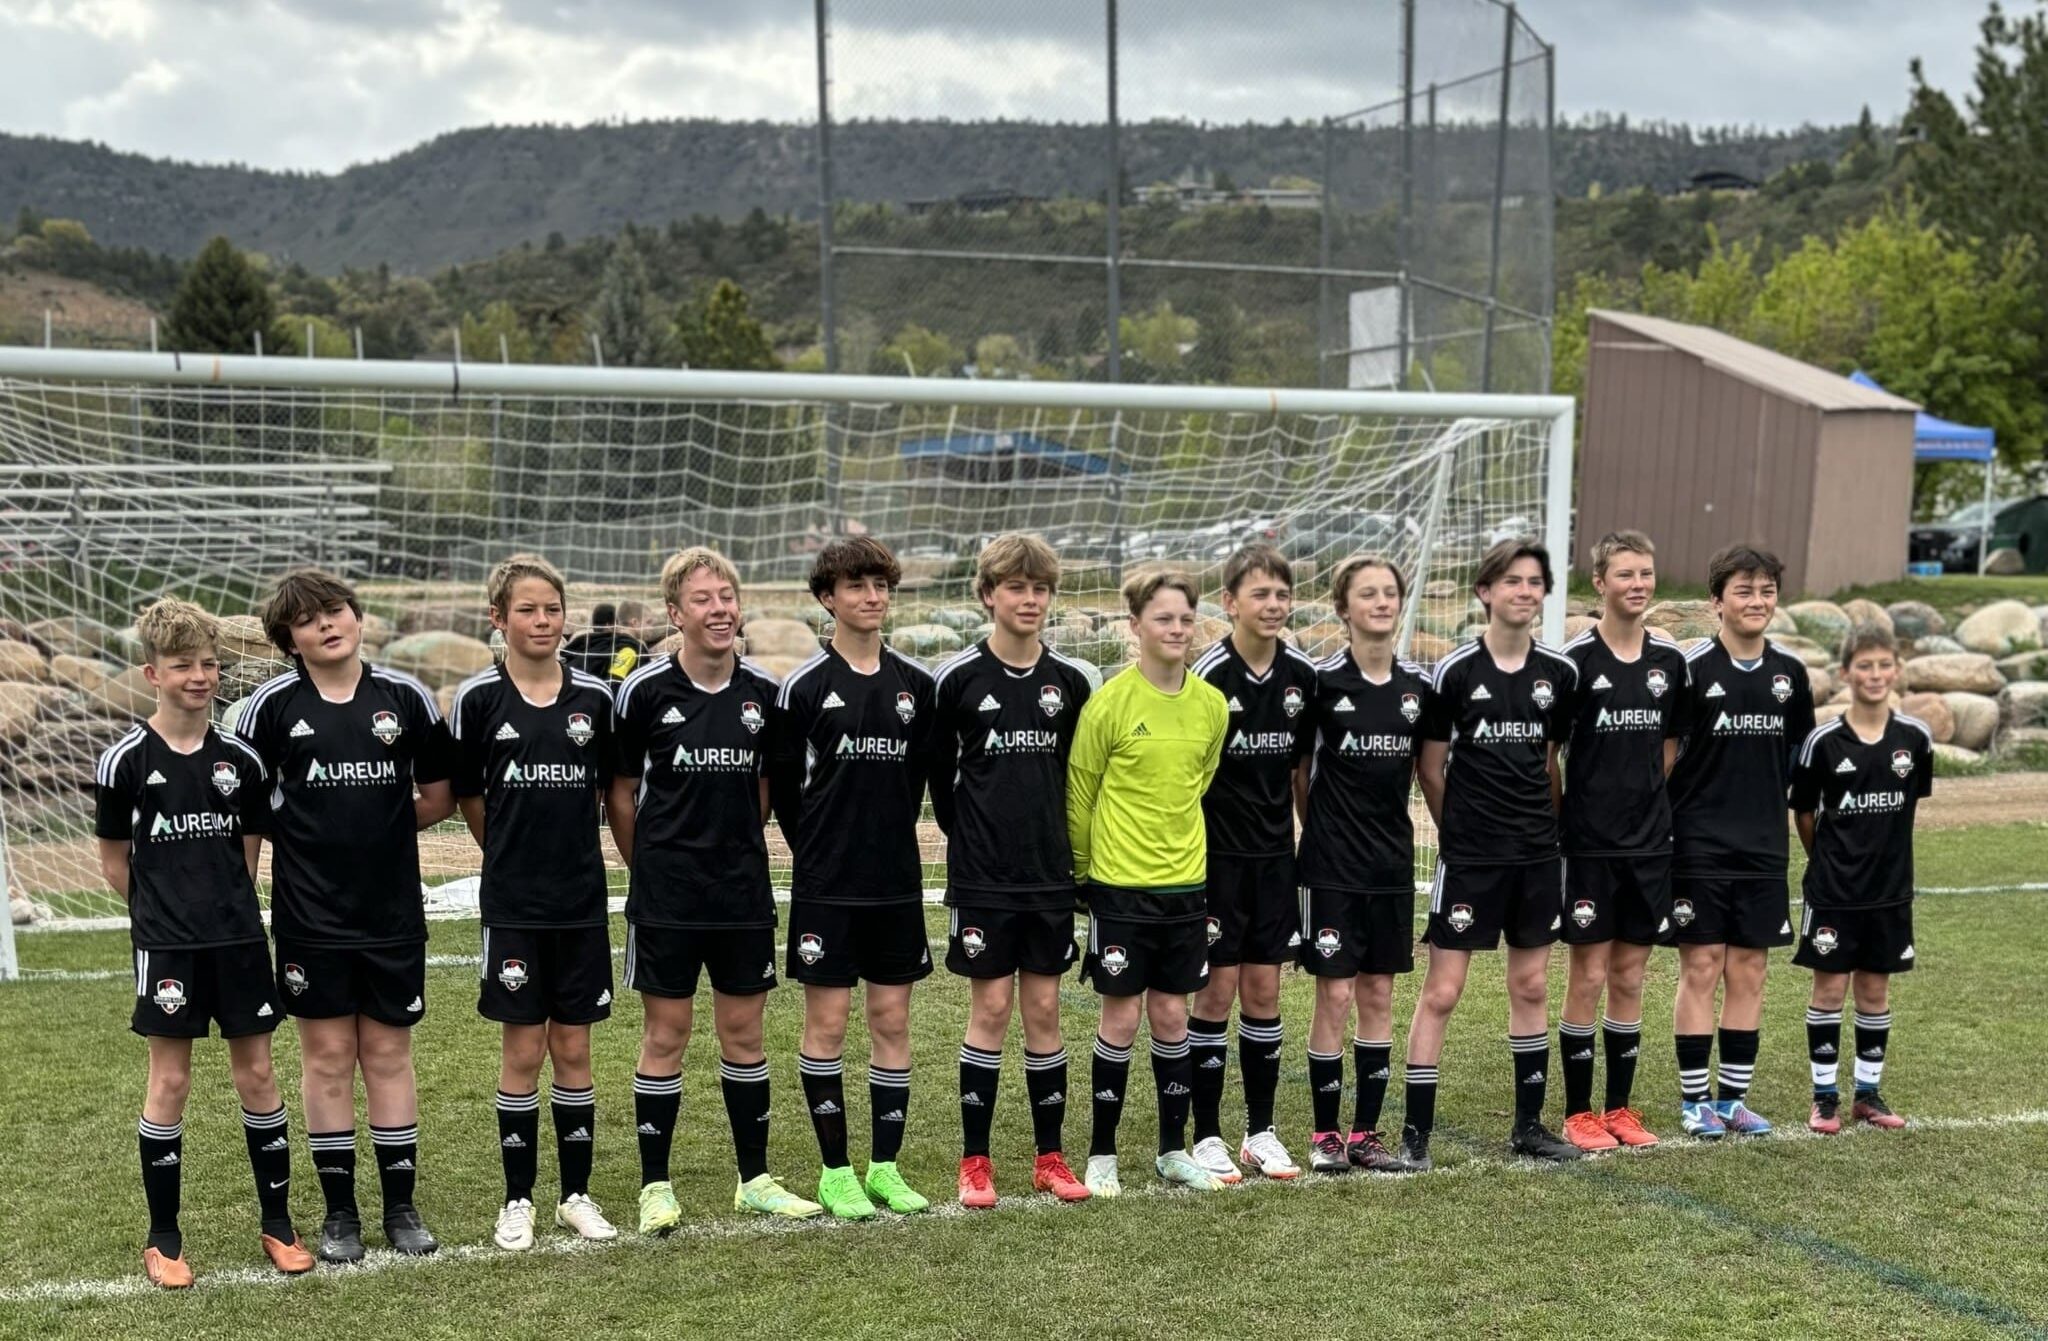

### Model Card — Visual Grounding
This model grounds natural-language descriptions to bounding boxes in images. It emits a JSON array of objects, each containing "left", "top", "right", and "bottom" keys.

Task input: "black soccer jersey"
[
  {"left": 613, "top": 654, "right": 782, "bottom": 930},
  {"left": 927, "top": 640, "right": 1094, "bottom": 909},
  {"left": 1192, "top": 636, "right": 1319, "bottom": 858},
  {"left": 235, "top": 661, "right": 452, "bottom": 947},
  {"left": 1668, "top": 637, "right": 1817, "bottom": 878},
  {"left": 95, "top": 723, "right": 270, "bottom": 949},
  {"left": 1295, "top": 650, "right": 1430, "bottom": 892},
  {"left": 1559, "top": 626, "right": 1693, "bottom": 857},
  {"left": 1419, "top": 636, "right": 1577, "bottom": 866},
  {"left": 450, "top": 664, "right": 616, "bottom": 928},
  {"left": 770, "top": 644, "right": 936, "bottom": 907},
  {"left": 1790, "top": 712, "right": 1933, "bottom": 909}
]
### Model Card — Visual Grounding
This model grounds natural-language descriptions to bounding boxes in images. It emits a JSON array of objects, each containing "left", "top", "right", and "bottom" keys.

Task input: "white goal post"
[{"left": 0, "top": 347, "right": 1573, "bottom": 974}]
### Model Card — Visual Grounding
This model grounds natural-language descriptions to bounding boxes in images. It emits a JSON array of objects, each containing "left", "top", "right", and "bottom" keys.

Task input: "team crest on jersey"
[
  {"left": 1315, "top": 928, "right": 1341, "bottom": 958},
  {"left": 154, "top": 978, "right": 187, "bottom": 1014},
  {"left": 1771, "top": 674, "right": 1793, "bottom": 703},
  {"left": 1400, "top": 692, "right": 1420, "bottom": 722},
  {"left": 566, "top": 712, "right": 595, "bottom": 747},
  {"left": 797, "top": 933, "right": 825, "bottom": 965},
  {"left": 1891, "top": 749, "right": 1913, "bottom": 779},
  {"left": 1447, "top": 905, "right": 1475, "bottom": 933},
  {"left": 960, "top": 926, "right": 985, "bottom": 959},
  {"left": 1673, "top": 898, "right": 1695, "bottom": 927},
  {"left": 1646, "top": 669, "right": 1669, "bottom": 698},
  {"left": 1811, "top": 926, "right": 1839, "bottom": 955},
  {"left": 498, "top": 959, "right": 529, "bottom": 991},
  {"left": 1282, "top": 686, "right": 1305, "bottom": 718},
  {"left": 1100, "top": 945, "right": 1128, "bottom": 976},
  {"left": 1572, "top": 899, "right": 1597, "bottom": 929},
  {"left": 1531, "top": 680, "right": 1555, "bottom": 710},
  {"left": 741, "top": 701, "right": 764, "bottom": 734},
  {"left": 370, "top": 710, "right": 401, "bottom": 745},
  {"left": 1205, "top": 917, "right": 1221, "bottom": 946},
  {"left": 895, "top": 692, "right": 916, "bottom": 724},
  {"left": 282, "top": 963, "right": 308, "bottom": 995},
  {"left": 1039, "top": 685, "right": 1064, "bottom": 718},
  {"left": 211, "top": 761, "right": 240, "bottom": 796}
]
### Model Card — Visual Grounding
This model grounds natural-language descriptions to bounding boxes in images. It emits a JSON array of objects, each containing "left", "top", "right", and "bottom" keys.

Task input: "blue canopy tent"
[{"left": 1850, "top": 371, "right": 1999, "bottom": 572}]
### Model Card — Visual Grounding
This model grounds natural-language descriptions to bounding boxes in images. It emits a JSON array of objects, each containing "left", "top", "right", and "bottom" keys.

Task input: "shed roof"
[{"left": 1589, "top": 309, "right": 1921, "bottom": 414}]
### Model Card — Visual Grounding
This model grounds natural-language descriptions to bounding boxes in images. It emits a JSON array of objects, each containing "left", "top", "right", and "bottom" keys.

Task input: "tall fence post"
[
  {"left": 815, "top": 0, "right": 845, "bottom": 529},
  {"left": 1479, "top": 1, "right": 1516, "bottom": 392},
  {"left": 1398, "top": 0, "right": 1417, "bottom": 386},
  {"left": 1318, "top": 118, "right": 1334, "bottom": 389},
  {"left": 1104, "top": 0, "right": 1123, "bottom": 384}
]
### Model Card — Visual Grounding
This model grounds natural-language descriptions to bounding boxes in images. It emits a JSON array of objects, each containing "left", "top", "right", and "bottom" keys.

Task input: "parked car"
[{"left": 1910, "top": 500, "right": 2006, "bottom": 573}]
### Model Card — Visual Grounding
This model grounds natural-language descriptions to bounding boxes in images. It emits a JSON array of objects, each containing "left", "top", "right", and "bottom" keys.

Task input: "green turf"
[{"left": 4, "top": 831, "right": 2048, "bottom": 1339}]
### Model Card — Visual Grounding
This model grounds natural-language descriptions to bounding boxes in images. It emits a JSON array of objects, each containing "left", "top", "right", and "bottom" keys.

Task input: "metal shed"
[{"left": 1579, "top": 310, "right": 1921, "bottom": 595}]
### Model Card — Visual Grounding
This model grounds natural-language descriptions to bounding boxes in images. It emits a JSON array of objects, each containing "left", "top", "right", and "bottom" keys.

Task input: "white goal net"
[{"left": 0, "top": 350, "right": 1572, "bottom": 963}]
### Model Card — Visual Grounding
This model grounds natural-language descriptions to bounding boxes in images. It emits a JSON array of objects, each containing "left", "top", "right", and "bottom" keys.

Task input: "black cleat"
[
  {"left": 1308, "top": 1132, "right": 1351, "bottom": 1175},
  {"left": 383, "top": 1206, "right": 439, "bottom": 1256},
  {"left": 1509, "top": 1121, "right": 1587, "bottom": 1162},
  {"left": 317, "top": 1209, "right": 365, "bottom": 1265},
  {"left": 1349, "top": 1130, "right": 1417, "bottom": 1174},
  {"left": 1396, "top": 1126, "right": 1433, "bottom": 1174}
]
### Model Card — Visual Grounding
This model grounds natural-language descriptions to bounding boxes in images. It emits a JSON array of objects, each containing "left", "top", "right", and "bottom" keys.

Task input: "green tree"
[
  {"left": 459, "top": 300, "right": 536, "bottom": 364},
  {"left": 164, "top": 236, "right": 279, "bottom": 354},
  {"left": 592, "top": 232, "right": 656, "bottom": 366},
  {"left": 277, "top": 314, "right": 354, "bottom": 358},
  {"left": 874, "top": 323, "right": 962, "bottom": 377},
  {"left": 1119, "top": 301, "right": 1197, "bottom": 375},
  {"left": 973, "top": 333, "right": 1026, "bottom": 379},
  {"left": 670, "top": 279, "right": 778, "bottom": 371}
]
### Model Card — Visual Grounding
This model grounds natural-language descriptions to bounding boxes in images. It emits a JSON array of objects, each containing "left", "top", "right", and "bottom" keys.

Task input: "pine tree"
[
  {"left": 164, "top": 236, "right": 278, "bottom": 354},
  {"left": 670, "top": 279, "right": 777, "bottom": 371},
  {"left": 592, "top": 231, "right": 656, "bottom": 366}
]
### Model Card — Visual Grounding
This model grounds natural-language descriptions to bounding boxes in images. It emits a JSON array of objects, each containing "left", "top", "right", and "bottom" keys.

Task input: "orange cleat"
[
  {"left": 958, "top": 1154, "right": 998, "bottom": 1209},
  {"left": 1601, "top": 1107, "right": 1661, "bottom": 1148},
  {"left": 1032, "top": 1151, "right": 1091, "bottom": 1202},
  {"left": 143, "top": 1246, "right": 194, "bottom": 1289},
  {"left": 262, "top": 1232, "right": 316, "bottom": 1275},
  {"left": 1563, "top": 1111, "right": 1621, "bottom": 1152}
]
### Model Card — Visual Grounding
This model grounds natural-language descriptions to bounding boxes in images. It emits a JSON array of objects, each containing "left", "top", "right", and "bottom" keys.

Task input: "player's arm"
[
  {"left": 607, "top": 682, "right": 647, "bottom": 864},
  {"left": 1783, "top": 657, "right": 1818, "bottom": 772},
  {"left": 243, "top": 834, "right": 263, "bottom": 884},
  {"left": 1794, "top": 810, "right": 1816, "bottom": 856},
  {"left": 457, "top": 796, "right": 486, "bottom": 846},
  {"left": 605, "top": 777, "right": 637, "bottom": 864},
  {"left": 1415, "top": 672, "right": 1452, "bottom": 828},
  {"left": 906, "top": 669, "right": 939, "bottom": 812},
  {"left": 92, "top": 751, "right": 135, "bottom": 900},
  {"left": 927, "top": 679, "right": 959, "bottom": 836},
  {"left": 1547, "top": 741, "right": 1565, "bottom": 814},
  {"left": 1662, "top": 738, "right": 1681, "bottom": 776},
  {"left": 409, "top": 692, "right": 459, "bottom": 829},
  {"left": 449, "top": 682, "right": 489, "bottom": 847},
  {"left": 1788, "top": 741, "right": 1822, "bottom": 856},
  {"left": 1292, "top": 755, "right": 1311, "bottom": 827},
  {"left": 237, "top": 749, "right": 271, "bottom": 883},
  {"left": 765, "top": 689, "right": 807, "bottom": 845},
  {"left": 97, "top": 839, "right": 131, "bottom": 901},
  {"left": 1665, "top": 649, "right": 1693, "bottom": 778},
  {"left": 1065, "top": 696, "right": 1111, "bottom": 882},
  {"left": 1196, "top": 693, "right": 1226, "bottom": 793}
]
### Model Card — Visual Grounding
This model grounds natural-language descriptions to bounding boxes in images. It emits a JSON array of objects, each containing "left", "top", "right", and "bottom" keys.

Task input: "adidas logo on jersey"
[
  {"left": 1835, "top": 757, "right": 1856, "bottom": 773},
  {"left": 1227, "top": 696, "right": 1244, "bottom": 712},
  {"left": 822, "top": 692, "right": 846, "bottom": 709},
  {"left": 1334, "top": 696, "right": 1354, "bottom": 713},
  {"left": 1469, "top": 685, "right": 1491, "bottom": 701},
  {"left": 1131, "top": 722, "right": 1150, "bottom": 737},
  {"left": 1704, "top": 683, "right": 1726, "bottom": 698},
  {"left": 145, "top": 770, "right": 167, "bottom": 785},
  {"left": 256, "top": 1002, "right": 273, "bottom": 1018},
  {"left": 496, "top": 722, "right": 520, "bottom": 741},
  {"left": 661, "top": 706, "right": 685, "bottom": 724},
  {"left": 1590, "top": 674, "right": 1612, "bottom": 691},
  {"left": 637, "top": 1122, "right": 662, "bottom": 1136},
  {"left": 290, "top": 719, "right": 315, "bottom": 737},
  {"left": 978, "top": 694, "right": 1002, "bottom": 713}
]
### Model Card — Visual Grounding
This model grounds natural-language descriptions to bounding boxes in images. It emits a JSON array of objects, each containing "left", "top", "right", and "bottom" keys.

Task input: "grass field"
[{"left": 3, "top": 823, "right": 2046, "bottom": 1339}]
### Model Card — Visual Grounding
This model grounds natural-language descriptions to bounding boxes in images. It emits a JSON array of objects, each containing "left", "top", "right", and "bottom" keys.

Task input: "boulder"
[
  {"left": 88, "top": 665, "right": 159, "bottom": 718},
  {"left": 0, "top": 641, "right": 50, "bottom": 682},
  {"left": 1814, "top": 702, "right": 1851, "bottom": 726},
  {"left": 1995, "top": 726, "right": 2048, "bottom": 755},
  {"left": 1996, "top": 650, "right": 2048, "bottom": 682},
  {"left": 1771, "top": 635, "right": 1834, "bottom": 670},
  {"left": 48, "top": 653, "right": 109, "bottom": 696},
  {"left": 435, "top": 684, "right": 458, "bottom": 719},
  {"left": 1407, "top": 631, "right": 1455, "bottom": 664},
  {"left": 1186, "top": 615, "right": 1232, "bottom": 662},
  {"left": 360, "top": 612, "right": 395, "bottom": 649},
  {"left": 0, "top": 619, "right": 54, "bottom": 657},
  {"left": 2000, "top": 681, "right": 2048, "bottom": 730},
  {"left": 1563, "top": 614, "right": 1597, "bottom": 643},
  {"left": 889, "top": 624, "right": 964, "bottom": 658},
  {"left": 1787, "top": 600, "right": 1850, "bottom": 646},
  {"left": 1898, "top": 692, "right": 1955, "bottom": 744},
  {"left": 1902, "top": 653, "right": 2006, "bottom": 696},
  {"left": 1931, "top": 743, "right": 1982, "bottom": 768},
  {"left": 1644, "top": 600, "right": 1719, "bottom": 641},
  {"left": 379, "top": 631, "right": 495, "bottom": 688},
  {"left": 395, "top": 602, "right": 493, "bottom": 641},
  {"left": 1804, "top": 665, "right": 1834, "bottom": 705},
  {"left": 926, "top": 607, "right": 986, "bottom": 634},
  {"left": 1063, "top": 657, "right": 1105, "bottom": 693},
  {"left": 25, "top": 616, "right": 114, "bottom": 659},
  {"left": 1827, "top": 684, "right": 1851, "bottom": 706},
  {"left": 1414, "top": 597, "right": 1474, "bottom": 640},
  {"left": 1981, "top": 546, "right": 2026, "bottom": 576},
  {"left": 1838, "top": 599, "right": 1892, "bottom": 636},
  {"left": 1941, "top": 692, "right": 2000, "bottom": 753},
  {"left": 215, "top": 613, "right": 272, "bottom": 665},
  {"left": 0, "top": 682, "right": 63, "bottom": 744},
  {"left": 2035, "top": 604, "right": 2048, "bottom": 639},
  {"left": 1885, "top": 601, "right": 1945, "bottom": 640},
  {"left": 746, "top": 654, "right": 810, "bottom": 682},
  {"left": 1955, "top": 600, "right": 2043, "bottom": 657},
  {"left": 1421, "top": 578, "right": 1460, "bottom": 599},
  {"left": 1766, "top": 607, "right": 1799, "bottom": 637},
  {"left": 741, "top": 618, "right": 821, "bottom": 659},
  {"left": 1292, "top": 620, "right": 1348, "bottom": 658},
  {"left": 1911, "top": 635, "right": 1965, "bottom": 657}
]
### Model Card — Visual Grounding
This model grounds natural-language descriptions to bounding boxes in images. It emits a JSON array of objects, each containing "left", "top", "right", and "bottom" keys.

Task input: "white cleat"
[
  {"left": 1238, "top": 1127, "right": 1302, "bottom": 1180},
  {"left": 1155, "top": 1149, "right": 1227, "bottom": 1191},
  {"left": 1084, "top": 1154, "right": 1122, "bottom": 1199},
  {"left": 555, "top": 1192, "right": 619, "bottom": 1241},
  {"left": 1190, "top": 1135, "right": 1245, "bottom": 1185},
  {"left": 493, "top": 1198, "right": 535, "bottom": 1251}
]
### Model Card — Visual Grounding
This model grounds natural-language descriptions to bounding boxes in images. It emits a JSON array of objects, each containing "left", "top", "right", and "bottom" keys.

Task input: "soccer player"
[
  {"left": 1555, "top": 531, "right": 1692, "bottom": 1151},
  {"left": 611, "top": 547, "right": 821, "bottom": 1229},
  {"left": 450, "top": 555, "right": 621, "bottom": 1251},
  {"left": 929, "top": 533, "right": 1095, "bottom": 1207},
  {"left": 1293, "top": 556, "right": 1430, "bottom": 1175},
  {"left": 1404, "top": 538, "right": 1581, "bottom": 1166},
  {"left": 1791, "top": 626, "right": 1930, "bottom": 1133},
  {"left": 1068, "top": 571, "right": 1231, "bottom": 1196},
  {"left": 238, "top": 568, "right": 454, "bottom": 1262},
  {"left": 1186, "top": 543, "right": 1316, "bottom": 1182},
  {"left": 96, "top": 598, "right": 314, "bottom": 1288},
  {"left": 770, "top": 537, "right": 937, "bottom": 1219},
  {"left": 563, "top": 600, "right": 654, "bottom": 683},
  {"left": 1667, "top": 544, "right": 1816, "bottom": 1137}
]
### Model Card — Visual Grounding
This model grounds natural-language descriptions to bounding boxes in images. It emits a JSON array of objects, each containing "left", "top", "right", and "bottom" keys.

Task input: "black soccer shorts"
[
  {"left": 1204, "top": 852, "right": 1299, "bottom": 968},
  {"left": 1080, "top": 910, "right": 1211, "bottom": 997},
  {"left": 1670, "top": 875, "right": 1794, "bottom": 950},
  {"left": 1563, "top": 854, "right": 1675, "bottom": 947},
  {"left": 1423, "top": 858, "right": 1562, "bottom": 952},
  {"left": 786, "top": 901, "right": 933, "bottom": 988},
  {"left": 1297, "top": 883, "right": 1417, "bottom": 978},
  {"left": 625, "top": 922, "right": 777, "bottom": 999},
  {"left": 945, "top": 905, "right": 1078, "bottom": 979},
  {"left": 1793, "top": 903, "right": 1916, "bottom": 976},
  {"left": 275, "top": 939, "right": 428, "bottom": 1027},
  {"left": 131, "top": 941, "right": 281, "bottom": 1039},
  {"left": 480, "top": 924, "right": 615, "bottom": 1024}
]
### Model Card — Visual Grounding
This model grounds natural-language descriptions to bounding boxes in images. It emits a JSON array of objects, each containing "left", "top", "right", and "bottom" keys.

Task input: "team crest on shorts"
[
  {"left": 1531, "top": 680, "right": 1554, "bottom": 710},
  {"left": 211, "top": 760, "right": 240, "bottom": 796},
  {"left": 370, "top": 710, "right": 401, "bottom": 745},
  {"left": 282, "top": 963, "right": 308, "bottom": 995},
  {"left": 1039, "top": 685, "right": 1064, "bottom": 718},
  {"left": 1315, "top": 928, "right": 1341, "bottom": 958},
  {"left": 1812, "top": 926, "right": 1839, "bottom": 955},
  {"left": 797, "top": 933, "right": 825, "bottom": 965},
  {"left": 566, "top": 712, "right": 595, "bottom": 747},
  {"left": 498, "top": 959, "right": 529, "bottom": 991},
  {"left": 1283, "top": 686, "right": 1305, "bottom": 718},
  {"left": 1673, "top": 898, "right": 1695, "bottom": 927},
  {"left": 1771, "top": 674, "right": 1793, "bottom": 703},
  {"left": 1572, "top": 899, "right": 1597, "bottom": 929},
  {"left": 1447, "top": 905, "right": 1475, "bottom": 933},
  {"left": 1646, "top": 669, "right": 1669, "bottom": 698},
  {"left": 896, "top": 692, "right": 916, "bottom": 724},
  {"left": 1891, "top": 749, "right": 1913, "bottom": 778},
  {"left": 1401, "top": 693, "right": 1420, "bottom": 722},
  {"left": 740, "top": 701, "right": 764, "bottom": 734},
  {"left": 154, "top": 978, "right": 187, "bottom": 1014},
  {"left": 1100, "top": 945, "right": 1128, "bottom": 976},
  {"left": 1205, "top": 916, "right": 1221, "bottom": 946},
  {"left": 960, "top": 927, "right": 985, "bottom": 958}
]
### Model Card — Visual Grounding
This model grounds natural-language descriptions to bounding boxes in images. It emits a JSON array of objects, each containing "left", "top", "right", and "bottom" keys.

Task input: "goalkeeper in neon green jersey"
[{"left": 1066, "top": 570, "right": 1229, "bottom": 1197}]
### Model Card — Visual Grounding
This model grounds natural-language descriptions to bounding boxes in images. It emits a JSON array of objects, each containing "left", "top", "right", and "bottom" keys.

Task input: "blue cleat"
[
  {"left": 1713, "top": 1099, "right": 1773, "bottom": 1136},
  {"left": 1679, "top": 1101, "right": 1728, "bottom": 1139}
]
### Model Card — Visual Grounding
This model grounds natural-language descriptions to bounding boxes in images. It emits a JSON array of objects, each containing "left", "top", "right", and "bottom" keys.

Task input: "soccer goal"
[{"left": 0, "top": 347, "right": 1573, "bottom": 972}]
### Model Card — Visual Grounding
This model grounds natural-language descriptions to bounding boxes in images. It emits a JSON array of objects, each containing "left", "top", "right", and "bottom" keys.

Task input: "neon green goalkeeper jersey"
[{"left": 1066, "top": 662, "right": 1228, "bottom": 894}]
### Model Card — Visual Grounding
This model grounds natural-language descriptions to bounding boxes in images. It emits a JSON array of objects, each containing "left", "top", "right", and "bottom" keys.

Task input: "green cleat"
[
  {"left": 735, "top": 1173, "right": 823, "bottom": 1219},
  {"left": 816, "top": 1165, "right": 877, "bottom": 1220},
  {"left": 637, "top": 1181, "right": 682, "bottom": 1236},
  {"left": 863, "top": 1161, "right": 930, "bottom": 1214},
  {"left": 1155, "top": 1149, "right": 1227, "bottom": 1191}
]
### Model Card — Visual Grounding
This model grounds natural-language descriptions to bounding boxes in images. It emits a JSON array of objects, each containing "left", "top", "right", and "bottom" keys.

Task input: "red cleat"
[
  {"left": 1809, "top": 1094, "right": 1842, "bottom": 1134},
  {"left": 143, "top": 1246, "right": 194, "bottom": 1289},
  {"left": 1563, "top": 1111, "right": 1620, "bottom": 1152},
  {"left": 261, "top": 1232, "right": 316, "bottom": 1275},
  {"left": 1032, "top": 1151, "right": 1091, "bottom": 1202},
  {"left": 958, "top": 1154, "right": 998, "bottom": 1209},
  {"left": 1852, "top": 1092, "right": 1906, "bottom": 1129},
  {"left": 1602, "top": 1107, "right": 1660, "bottom": 1148}
]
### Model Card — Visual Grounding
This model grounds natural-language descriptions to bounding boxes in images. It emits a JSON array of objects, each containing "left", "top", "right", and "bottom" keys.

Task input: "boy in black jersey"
[
  {"left": 451, "top": 555, "right": 622, "bottom": 1250},
  {"left": 929, "top": 533, "right": 1095, "bottom": 1207},
  {"left": 1791, "top": 626, "right": 1930, "bottom": 1134},
  {"left": 610, "top": 548, "right": 821, "bottom": 1228},
  {"left": 238, "top": 568, "right": 454, "bottom": 1262},
  {"left": 1668, "top": 544, "right": 1816, "bottom": 1139},
  {"left": 96, "top": 599, "right": 313, "bottom": 1287},
  {"left": 769, "top": 537, "right": 938, "bottom": 1220},
  {"left": 1293, "top": 556, "right": 1429, "bottom": 1175},
  {"left": 1407, "top": 539, "right": 1581, "bottom": 1165},
  {"left": 1556, "top": 531, "right": 1691, "bottom": 1152},
  {"left": 1187, "top": 543, "right": 1316, "bottom": 1183}
]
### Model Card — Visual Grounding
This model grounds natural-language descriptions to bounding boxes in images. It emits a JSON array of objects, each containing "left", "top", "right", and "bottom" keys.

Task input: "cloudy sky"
[{"left": 0, "top": 0, "right": 1983, "bottom": 173}]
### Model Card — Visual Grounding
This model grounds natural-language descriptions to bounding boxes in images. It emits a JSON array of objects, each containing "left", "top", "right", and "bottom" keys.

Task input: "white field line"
[{"left": 4, "top": 1108, "right": 2046, "bottom": 1306}]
